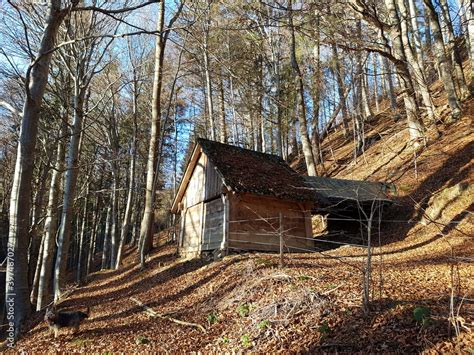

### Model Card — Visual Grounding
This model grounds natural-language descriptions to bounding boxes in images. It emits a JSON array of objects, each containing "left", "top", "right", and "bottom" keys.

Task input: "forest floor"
[{"left": 15, "top": 97, "right": 474, "bottom": 352}]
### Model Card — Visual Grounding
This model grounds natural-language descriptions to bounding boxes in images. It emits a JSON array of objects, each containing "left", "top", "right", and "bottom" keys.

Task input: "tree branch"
[
  {"left": 73, "top": 1, "right": 161, "bottom": 15},
  {"left": 0, "top": 99, "right": 21, "bottom": 117}
]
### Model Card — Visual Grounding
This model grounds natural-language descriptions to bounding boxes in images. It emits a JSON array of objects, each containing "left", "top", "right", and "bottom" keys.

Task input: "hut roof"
[
  {"left": 198, "top": 138, "right": 312, "bottom": 201},
  {"left": 171, "top": 139, "right": 393, "bottom": 213},
  {"left": 303, "top": 176, "right": 393, "bottom": 206}
]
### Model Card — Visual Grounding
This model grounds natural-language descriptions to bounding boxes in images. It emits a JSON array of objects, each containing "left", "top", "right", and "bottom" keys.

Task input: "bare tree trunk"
[
  {"left": 275, "top": 65, "right": 283, "bottom": 157},
  {"left": 424, "top": 0, "right": 462, "bottom": 121},
  {"left": 139, "top": 0, "right": 165, "bottom": 267},
  {"left": 361, "top": 68, "right": 373, "bottom": 119},
  {"left": 332, "top": 45, "right": 350, "bottom": 136},
  {"left": 6, "top": 0, "right": 66, "bottom": 335},
  {"left": 116, "top": 96, "right": 137, "bottom": 267},
  {"left": 76, "top": 184, "right": 89, "bottom": 284},
  {"left": 423, "top": 2, "right": 433, "bottom": 51},
  {"left": 398, "top": 0, "right": 437, "bottom": 124},
  {"left": 86, "top": 196, "right": 100, "bottom": 277},
  {"left": 311, "top": 15, "right": 324, "bottom": 171},
  {"left": 439, "top": 0, "right": 470, "bottom": 99},
  {"left": 203, "top": 0, "right": 216, "bottom": 141},
  {"left": 459, "top": 0, "right": 473, "bottom": 68},
  {"left": 36, "top": 120, "right": 66, "bottom": 311},
  {"left": 354, "top": 22, "right": 366, "bottom": 156},
  {"left": 29, "top": 157, "right": 52, "bottom": 307},
  {"left": 116, "top": 137, "right": 136, "bottom": 269},
  {"left": 30, "top": 233, "right": 45, "bottom": 308},
  {"left": 109, "top": 171, "right": 119, "bottom": 268},
  {"left": 372, "top": 53, "right": 380, "bottom": 113},
  {"left": 53, "top": 80, "right": 86, "bottom": 301},
  {"left": 219, "top": 73, "right": 227, "bottom": 143},
  {"left": 102, "top": 205, "right": 112, "bottom": 269},
  {"left": 288, "top": 0, "right": 317, "bottom": 176},
  {"left": 384, "top": 0, "right": 425, "bottom": 144},
  {"left": 383, "top": 57, "right": 398, "bottom": 113},
  {"left": 408, "top": 0, "right": 424, "bottom": 62}
]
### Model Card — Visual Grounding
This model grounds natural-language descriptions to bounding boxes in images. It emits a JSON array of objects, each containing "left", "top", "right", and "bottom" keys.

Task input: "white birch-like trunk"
[
  {"left": 102, "top": 205, "right": 112, "bottom": 269},
  {"left": 288, "top": 0, "right": 317, "bottom": 176},
  {"left": 36, "top": 120, "right": 66, "bottom": 310},
  {"left": 115, "top": 140, "right": 135, "bottom": 269},
  {"left": 398, "top": 0, "right": 437, "bottom": 124},
  {"left": 384, "top": 0, "right": 425, "bottom": 143},
  {"left": 6, "top": 0, "right": 66, "bottom": 335},
  {"left": 139, "top": 0, "right": 165, "bottom": 267},
  {"left": 439, "top": 0, "right": 470, "bottom": 99},
  {"left": 53, "top": 81, "right": 86, "bottom": 301},
  {"left": 423, "top": 0, "right": 462, "bottom": 121}
]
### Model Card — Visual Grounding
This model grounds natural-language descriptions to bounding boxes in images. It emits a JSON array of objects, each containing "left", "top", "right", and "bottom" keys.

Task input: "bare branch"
[{"left": 73, "top": 1, "right": 161, "bottom": 15}]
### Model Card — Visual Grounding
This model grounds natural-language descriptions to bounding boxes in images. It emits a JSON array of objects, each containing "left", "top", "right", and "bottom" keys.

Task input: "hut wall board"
[
  {"left": 228, "top": 194, "right": 313, "bottom": 252},
  {"left": 204, "top": 157, "right": 224, "bottom": 200},
  {"left": 181, "top": 203, "right": 202, "bottom": 255},
  {"left": 201, "top": 197, "right": 224, "bottom": 251},
  {"left": 183, "top": 153, "right": 206, "bottom": 209}
]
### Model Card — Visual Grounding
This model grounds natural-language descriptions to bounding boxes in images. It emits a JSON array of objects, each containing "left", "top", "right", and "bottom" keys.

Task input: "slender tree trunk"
[
  {"left": 6, "top": 0, "right": 66, "bottom": 335},
  {"left": 257, "top": 55, "right": 264, "bottom": 152},
  {"left": 29, "top": 157, "right": 51, "bottom": 306},
  {"left": 76, "top": 184, "right": 89, "bottom": 284},
  {"left": 288, "top": 0, "right": 317, "bottom": 176},
  {"left": 361, "top": 68, "right": 373, "bottom": 119},
  {"left": 29, "top": 233, "right": 45, "bottom": 308},
  {"left": 86, "top": 196, "right": 100, "bottom": 277},
  {"left": 116, "top": 138, "right": 136, "bottom": 269},
  {"left": 354, "top": 22, "right": 366, "bottom": 156},
  {"left": 53, "top": 80, "right": 86, "bottom": 301},
  {"left": 372, "top": 54, "right": 380, "bottom": 113},
  {"left": 383, "top": 57, "right": 398, "bottom": 112},
  {"left": 439, "top": 0, "right": 470, "bottom": 99},
  {"left": 311, "top": 15, "right": 323, "bottom": 170},
  {"left": 109, "top": 170, "right": 119, "bottom": 268},
  {"left": 424, "top": 0, "right": 462, "bottom": 121},
  {"left": 332, "top": 45, "right": 350, "bottom": 136},
  {"left": 459, "top": 0, "right": 473, "bottom": 68},
  {"left": 423, "top": 2, "right": 432, "bottom": 51},
  {"left": 139, "top": 0, "right": 165, "bottom": 267},
  {"left": 36, "top": 120, "right": 66, "bottom": 311},
  {"left": 102, "top": 205, "right": 112, "bottom": 269},
  {"left": 384, "top": 0, "right": 425, "bottom": 144},
  {"left": 398, "top": 0, "right": 437, "bottom": 124},
  {"left": 408, "top": 0, "right": 424, "bottom": 62},
  {"left": 116, "top": 111, "right": 137, "bottom": 265},
  {"left": 275, "top": 68, "right": 284, "bottom": 157},
  {"left": 219, "top": 73, "right": 227, "bottom": 143},
  {"left": 203, "top": 0, "right": 216, "bottom": 141}
]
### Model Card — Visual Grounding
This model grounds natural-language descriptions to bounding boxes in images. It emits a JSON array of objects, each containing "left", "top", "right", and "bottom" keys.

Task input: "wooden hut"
[
  {"left": 171, "top": 139, "right": 393, "bottom": 258},
  {"left": 171, "top": 139, "right": 314, "bottom": 258}
]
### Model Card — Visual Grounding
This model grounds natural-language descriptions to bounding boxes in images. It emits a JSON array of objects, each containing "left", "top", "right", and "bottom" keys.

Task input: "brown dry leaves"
[{"left": 16, "top": 105, "right": 474, "bottom": 353}]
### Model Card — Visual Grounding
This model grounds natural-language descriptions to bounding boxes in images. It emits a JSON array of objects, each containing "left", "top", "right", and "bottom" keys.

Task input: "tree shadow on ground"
[
  {"left": 375, "top": 140, "right": 473, "bottom": 247},
  {"left": 60, "top": 256, "right": 210, "bottom": 310},
  {"left": 308, "top": 296, "right": 465, "bottom": 353},
  {"left": 89, "top": 257, "right": 242, "bottom": 323},
  {"left": 83, "top": 246, "right": 177, "bottom": 294}
]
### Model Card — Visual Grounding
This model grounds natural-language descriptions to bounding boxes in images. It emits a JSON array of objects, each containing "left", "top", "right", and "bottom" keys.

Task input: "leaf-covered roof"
[{"left": 198, "top": 138, "right": 314, "bottom": 201}]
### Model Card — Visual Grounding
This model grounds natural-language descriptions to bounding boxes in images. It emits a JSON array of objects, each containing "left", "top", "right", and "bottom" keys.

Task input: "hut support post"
[{"left": 220, "top": 194, "right": 229, "bottom": 256}]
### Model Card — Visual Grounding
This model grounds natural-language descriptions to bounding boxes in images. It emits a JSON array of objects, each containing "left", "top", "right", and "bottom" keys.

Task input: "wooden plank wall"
[
  {"left": 183, "top": 154, "right": 206, "bottom": 209},
  {"left": 204, "top": 157, "right": 224, "bottom": 200},
  {"left": 182, "top": 203, "right": 202, "bottom": 254},
  {"left": 201, "top": 198, "right": 224, "bottom": 251},
  {"left": 180, "top": 152, "right": 226, "bottom": 255},
  {"left": 228, "top": 194, "right": 313, "bottom": 252}
]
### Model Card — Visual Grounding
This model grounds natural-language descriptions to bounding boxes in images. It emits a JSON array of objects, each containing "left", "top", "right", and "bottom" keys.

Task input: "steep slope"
[{"left": 14, "top": 98, "right": 474, "bottom": 352}]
